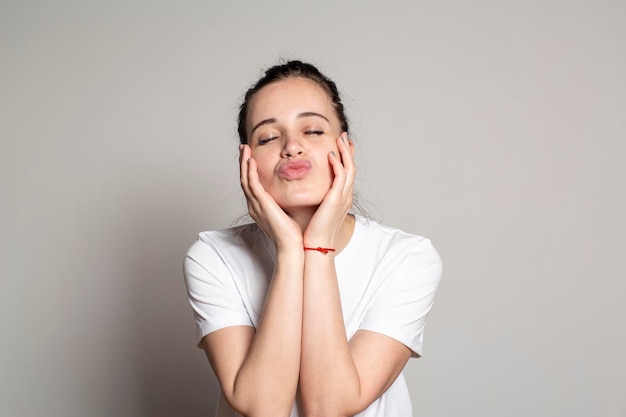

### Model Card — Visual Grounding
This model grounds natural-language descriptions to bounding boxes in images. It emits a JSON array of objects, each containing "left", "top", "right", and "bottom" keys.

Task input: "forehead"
[{"left": 247, "top": 77, "right": 337, "bottom": 127}]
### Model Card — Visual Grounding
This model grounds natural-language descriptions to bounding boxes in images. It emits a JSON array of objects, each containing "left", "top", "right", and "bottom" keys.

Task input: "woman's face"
[{"left": 246, "top": 77, "right": 349, "bottom": 212}]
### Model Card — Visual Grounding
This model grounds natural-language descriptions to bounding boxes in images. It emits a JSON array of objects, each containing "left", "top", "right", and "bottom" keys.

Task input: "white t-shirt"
[{"left": 184, "top": 215, "right": 442, "bottom": 417}]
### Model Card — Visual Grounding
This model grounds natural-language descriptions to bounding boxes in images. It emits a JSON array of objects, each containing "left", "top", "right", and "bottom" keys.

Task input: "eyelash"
[
  {"left": 258, "top": 130, "right": 324, "bottom": 145},
  {"left": 259, "top": 136, "right": 277, "bottom": 145}
]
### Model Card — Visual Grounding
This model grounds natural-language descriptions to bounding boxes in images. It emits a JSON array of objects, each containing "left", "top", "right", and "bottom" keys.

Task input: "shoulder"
[
  {"left": 184, "top": 223, "right": 271, "bottom": 276},
  {"left": 355, "top": 216, "right": 441, "bottom": 265},
  {"left": 348, "top": 216, "right": 442, "bottom": 293},
  {"left": 186, "top": 223, "right": 263, "bottom": 259}
]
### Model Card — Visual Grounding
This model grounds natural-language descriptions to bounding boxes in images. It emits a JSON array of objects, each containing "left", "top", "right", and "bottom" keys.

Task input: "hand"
[
  {"left": 303, "top": 133, "right": 356, "bottom": 248},
  {"left": 240, "top": 144, "right": 304, "bottom": 251}
]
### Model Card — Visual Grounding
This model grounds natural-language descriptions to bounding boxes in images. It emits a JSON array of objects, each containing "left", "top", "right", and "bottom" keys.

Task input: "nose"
[{"left": 281, "top": 134, "right": 305, "bottom": 158}]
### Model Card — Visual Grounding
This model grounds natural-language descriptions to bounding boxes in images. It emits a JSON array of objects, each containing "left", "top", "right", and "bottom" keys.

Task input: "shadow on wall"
[{"left": 125, "top": 181, "right": 221, "bottom": 416}]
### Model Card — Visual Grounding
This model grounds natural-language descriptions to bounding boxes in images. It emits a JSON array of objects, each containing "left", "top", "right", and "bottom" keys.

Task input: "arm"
[
  {"left": 200, "top": 248, "right": 304, "bottom": 417},
  {"left": 199, "top": 145, "right": 305, "bottom": 417},
  {"left": 300, "top": 252, "right": 413, "bottom": 417}
]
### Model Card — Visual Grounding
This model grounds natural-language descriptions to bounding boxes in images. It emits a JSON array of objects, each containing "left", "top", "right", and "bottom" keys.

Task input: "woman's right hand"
[{"left": 240, "top": 144, "right": 303, "bottom": 251}]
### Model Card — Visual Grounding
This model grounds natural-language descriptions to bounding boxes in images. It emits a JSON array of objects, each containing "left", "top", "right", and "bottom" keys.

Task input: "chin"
[
  {"left": 276, "top": 194, "right": 324, "bottom": 212},
  {"left": 279, "top": 200, "right": 323, "bottom": 212}
]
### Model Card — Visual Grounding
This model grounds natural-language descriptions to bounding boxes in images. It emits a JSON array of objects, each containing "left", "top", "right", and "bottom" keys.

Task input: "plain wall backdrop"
[{"left": 1, "top": 0, "right": 625, "bottom": 416}]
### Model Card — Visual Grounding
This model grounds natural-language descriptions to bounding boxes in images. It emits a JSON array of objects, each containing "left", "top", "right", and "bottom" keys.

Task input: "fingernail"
[
  {"left": 341, "top": 135, "right": 346, "bottom": 144},
  {"left": 330, "top": 151, "right": 336, "bottom": 157},
  {"left": 247, "top": 157, "right": 251, "bottom": 163},
  {"left": 239, "top": 144, "right": 243, "bottom": 152}
]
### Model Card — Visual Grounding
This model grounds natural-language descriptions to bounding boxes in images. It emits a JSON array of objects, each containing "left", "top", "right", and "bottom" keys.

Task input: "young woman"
[{"left": 184, "top": 61, "right": 442, "bottom": 417}]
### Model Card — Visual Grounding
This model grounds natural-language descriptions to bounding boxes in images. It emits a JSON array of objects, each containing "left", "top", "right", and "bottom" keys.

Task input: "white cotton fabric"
[{"left": 184, "top": 215, "right": 442, "bottom": 417}]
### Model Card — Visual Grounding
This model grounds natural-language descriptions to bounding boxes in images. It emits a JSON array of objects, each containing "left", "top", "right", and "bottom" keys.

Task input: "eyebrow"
[
  {"left": 298, "top": 112, "right": 330, "bottom": 123},
  {"left": 250, "top": 112, "right": 330, "bottom": 136}
]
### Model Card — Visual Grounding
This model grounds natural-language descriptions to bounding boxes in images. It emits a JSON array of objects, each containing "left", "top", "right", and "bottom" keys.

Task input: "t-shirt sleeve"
[
  {"left": 359, "top": 238, "right": 442, "bottom": 357},
  {"left": 183, "top": 237, "right": 254, "bottom": 347}
]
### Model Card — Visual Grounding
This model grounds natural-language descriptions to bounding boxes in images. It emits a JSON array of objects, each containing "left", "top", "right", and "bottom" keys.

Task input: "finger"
[
  {"left": 337, "top": 133, "right": 356, "bottom": 179},
  {"left": 328, "top": 142, "right": 352, "bottom": 195},
  {"left": 246, "top": 157, "right": 281, "bottom": 218},
  {"left": 327, "top": 150, "right": 347, "bottom": 193},
  {"left": 239, "top": 144, "right": 248, "bottom": 187},
  {"left": 246, "top": 156, "right": 266, "bottom": 201},
  {"left": 239, "top": 145, "right": 254, "bottom": 201},
  {"left": 246, "top": 158, "right": 269, "bottom": 217},
  {"left": 336, "top": 134, "right": 356, "bottom": 195}
]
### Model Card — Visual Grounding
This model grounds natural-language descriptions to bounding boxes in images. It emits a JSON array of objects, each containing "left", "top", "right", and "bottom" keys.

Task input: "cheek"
[
  {"left": 254, "top": 163, "right": 270, "bottom": 184},
  {"left": 252, "top": 155, "right": 273, "bottom": 186}
]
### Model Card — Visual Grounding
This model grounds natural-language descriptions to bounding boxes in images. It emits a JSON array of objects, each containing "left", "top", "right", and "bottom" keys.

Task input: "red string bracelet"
[{"left": 303, "top": 246, "right": 336, "bottom": 255}]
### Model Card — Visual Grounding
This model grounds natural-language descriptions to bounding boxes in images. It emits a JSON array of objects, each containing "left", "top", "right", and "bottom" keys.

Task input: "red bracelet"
[{"left": 303, "top": 246, "right": 336, "bottom": 255}]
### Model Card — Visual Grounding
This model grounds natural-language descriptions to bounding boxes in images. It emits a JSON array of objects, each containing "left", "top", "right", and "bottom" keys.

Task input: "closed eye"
[
  {"left": 259, "top": 136, "right": 279, "bottom": 145},
  {"left": 305, "top": 130, "right": 324, "bottom": 135}
]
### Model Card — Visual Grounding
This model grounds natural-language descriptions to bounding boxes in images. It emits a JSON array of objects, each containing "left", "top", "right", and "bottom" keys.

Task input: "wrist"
[
  {"left": 303, "top": 246, "right": 336, "bottom": 255},
  {"left": 276, "top": 244, "right": 306, "bottom": 259},
  {"left": 302, "top": 233, "right": 334, "bottom": 249}
]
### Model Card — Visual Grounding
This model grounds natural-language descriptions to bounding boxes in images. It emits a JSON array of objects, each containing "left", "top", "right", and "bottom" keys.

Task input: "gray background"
[{"left": 1, "top": 0, "right": 625, "bottom": 416}]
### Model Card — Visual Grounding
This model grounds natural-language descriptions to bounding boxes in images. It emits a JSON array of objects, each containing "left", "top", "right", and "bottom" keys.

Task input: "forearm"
[
  {"left": 226, "top": 250, "right": 304, "bottom": 416},
  {"left": 300, "top": 252, "right": 362, "bottom": 417}
]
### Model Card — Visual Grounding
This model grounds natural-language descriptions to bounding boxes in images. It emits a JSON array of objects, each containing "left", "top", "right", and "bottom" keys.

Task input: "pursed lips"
[{"left": 277, "top": 159, "right": 313, "bottom": 180}]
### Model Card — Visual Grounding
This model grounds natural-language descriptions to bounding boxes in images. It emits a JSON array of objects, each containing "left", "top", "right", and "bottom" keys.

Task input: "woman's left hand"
[{"left": 303, "top": 133, "right": 356, "bottom": 248}]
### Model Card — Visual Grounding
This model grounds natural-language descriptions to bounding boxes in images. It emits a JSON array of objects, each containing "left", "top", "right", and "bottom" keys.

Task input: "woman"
[{"left": 184, "top": 60, "right": 442, "bottom": 417}]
